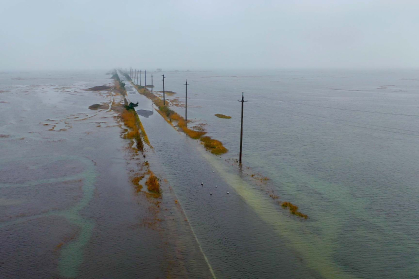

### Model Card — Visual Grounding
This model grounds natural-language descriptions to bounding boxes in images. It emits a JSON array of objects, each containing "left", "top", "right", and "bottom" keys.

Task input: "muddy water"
[{"left": 0, "top": 71, "right": 211, "bottom": 278}]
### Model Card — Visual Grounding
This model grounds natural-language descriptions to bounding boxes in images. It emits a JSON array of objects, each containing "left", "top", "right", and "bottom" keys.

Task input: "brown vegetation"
[
  {"left": 121, "top": 109, "right": 144, "bottom": 151},
  {"left": 178, "top": 118, "right": 207, "bottom": 139},
  {"left": 200, "top": 136, "right": 228, "bottom": 155},
  {"left": 135, "top": 85, "right": 229, "bottom": 155},
  {"left": 131, "top": 175, "right": 145, "bottom": 192},
  {"left": 146, "top": 171, "right": 160, "bottom": 194},
  {"left": 215, "top": 114, "right": 231, "bottom": 119},
  {"left": 114, "top": 80, "right": 126, "bottom": 96},
  {"left": 281, "top": 202, "right": 308, "bottom": 219}
]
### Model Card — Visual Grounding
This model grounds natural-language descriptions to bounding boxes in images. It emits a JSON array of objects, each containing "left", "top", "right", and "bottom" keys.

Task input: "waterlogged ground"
[
  {"left": 0, "top": 71, "right": 211, "bottom": 278},
  {"left": 128, "top": 69, "right": 419, "bottom": 279},
  {"left": 122, "top": 73, "right": 319, "bottom": 278},
  {"left": 3, "top": 69, "right": 419, "bottom": 279}
]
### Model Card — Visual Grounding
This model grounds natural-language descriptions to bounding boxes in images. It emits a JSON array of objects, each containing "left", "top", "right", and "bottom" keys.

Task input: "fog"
[{"left": 1, "top": 0, "right": 418, "bottom": 70}]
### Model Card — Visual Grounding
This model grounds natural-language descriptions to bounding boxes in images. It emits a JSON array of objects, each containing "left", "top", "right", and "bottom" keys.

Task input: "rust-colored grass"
[
  {"left": 200, "top": 136, "right": 228, "bottom": 155},
  {"left": 132, "top": 175, "right": 145, "bottom": 192},
  {"left": 215, "top": 114, "right": 231, "bottom": 119},
  {"left": 135, "top": 85, "right": 228, "bottom": 154},
  {"left": 121, "top": 110, "right": 137, "bottom": 130},
  {"left": 178, "top": 119, "right": 206, "bottom": 139},
  {"left": 146, "top": 171, "right": 160, "bottom": 194},
  {"left": 137, "top": 115, "right": 151, "bottom": 147},
  {"left": 121, "top": 109, "right": 144, "bottom": 151},
  {"left": 281, "top": 201, "right": 308, "bottom": 219}
]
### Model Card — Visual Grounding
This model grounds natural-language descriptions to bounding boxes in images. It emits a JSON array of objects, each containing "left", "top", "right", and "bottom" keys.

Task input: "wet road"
[{"left": 121, "top": 73, "right": 319, "bottom": 279}]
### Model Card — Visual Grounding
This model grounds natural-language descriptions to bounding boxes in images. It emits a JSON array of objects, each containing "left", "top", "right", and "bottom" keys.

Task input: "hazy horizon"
[{"left": 1, "top": 0, "right": 418, "bottom": 71}]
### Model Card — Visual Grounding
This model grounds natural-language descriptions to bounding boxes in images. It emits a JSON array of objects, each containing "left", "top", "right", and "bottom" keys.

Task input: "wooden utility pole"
[
  {"left": 184, "top": 80, "right": 188, "bottom": 123},
  {"left": 145, "top": 70, "right": 147, "bottom": 88},
  {"left": 136, "top": 70, "right": 138, "bottom": 85},
  {"left": 162, "top": 75, "right": 166, "bottom": 105},
  {"left": 151, "top": 74, "right": 153, "bottom": 91},
  {"left": 238, "top": 92, "right": 247, "bottom": 164},
  {"left": 140, "top": 70, "right": 142, "bottom": 86}
]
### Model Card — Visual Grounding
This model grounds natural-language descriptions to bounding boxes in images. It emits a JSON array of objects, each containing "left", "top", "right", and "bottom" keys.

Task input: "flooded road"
[{"left": 122, "top": 73, "right": 320, "bottom": 278}]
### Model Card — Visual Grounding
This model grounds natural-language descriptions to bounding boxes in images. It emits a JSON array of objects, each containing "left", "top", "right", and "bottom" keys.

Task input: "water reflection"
[{"left": 136, "top": 109, "right": 153, "bottom": 118}]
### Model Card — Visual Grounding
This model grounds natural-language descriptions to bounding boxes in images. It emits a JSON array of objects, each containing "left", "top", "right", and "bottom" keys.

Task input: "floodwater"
[
  {"left": 130, "top": 69, "right": 419, "bottom": 279},
  {"left": 0, "top": 71, "right": 211, "bottom": 278},
  {"left": 1, "top": 69, "right": 419, "bottom": 279}
]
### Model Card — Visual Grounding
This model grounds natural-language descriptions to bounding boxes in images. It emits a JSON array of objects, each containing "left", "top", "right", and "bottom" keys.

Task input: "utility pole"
[
  {"left": 140, "top": 70, "right": 142, "bottom": 86},
  {"left": 238, "top": 92, "right": 248, "bottom": 164},
  {"left": 151, "top": 75, "right": 153, "bottom": 91},
  {"left": 145, "top": 70, "right": 147, "bottom": 88},
  {"left": 136, "top": 70, "right": 138, "bottom": 85},
  {"left": 162, "top": 75, "right": 166, "bottom": 105},
  {"left": 184, "top": 80, "right": 188, "bottom": 123}
]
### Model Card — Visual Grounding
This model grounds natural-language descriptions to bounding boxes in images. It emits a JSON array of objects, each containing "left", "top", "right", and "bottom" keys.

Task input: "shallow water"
[
  {"left": 2, "top": 69, "right": 419, "bottom": 278},
  {"left": 0, "top": 71, "right": 211, "bottom": 278},
  {"left": 140, "top": 69, "right": 419, "bottom": 278}
]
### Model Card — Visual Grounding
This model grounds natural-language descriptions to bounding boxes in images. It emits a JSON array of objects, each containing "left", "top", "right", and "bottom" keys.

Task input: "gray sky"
[{"left": 1, "top": 0, "right": 418, "bottom": 70}]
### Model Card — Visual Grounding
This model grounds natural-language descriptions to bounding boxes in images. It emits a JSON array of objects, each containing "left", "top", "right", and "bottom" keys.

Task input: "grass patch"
[
  {"left": 137, "top": 115, "right": 151, "bottom": 147},
  {"left": 146, "top": 171, "right": 160, "bottom": 194},
  {"left": 134, "top": 85, "right": 228, "bottom": 155},
  {"left": 281, "top": 201, "right": 308, "bottom": 219},
  {"left": 200, "top": 136, "right": 228, "bottom": 155},
  {"left": 111, "top": 70, "right": 126, "bottom": 96},
  {"left": 132, "top": 175, "right": 144, "bottom": 192},
  {"left": 215, "top": 114, "right": 231, "bottom": 119},
  {"left": 121, "top": 109, "right": 144, "bottom": 151},
  {"left": 177, "top": 118, "right": 207, "bottom": 139}
]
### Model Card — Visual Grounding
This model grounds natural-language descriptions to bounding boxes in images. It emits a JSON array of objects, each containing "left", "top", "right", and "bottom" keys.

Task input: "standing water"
[
  {"left": 144, "top": 69, "right": 419, "bottom": 279},
  {"left": 1, "top": 69, "right": 419, "bottom": 278}
]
